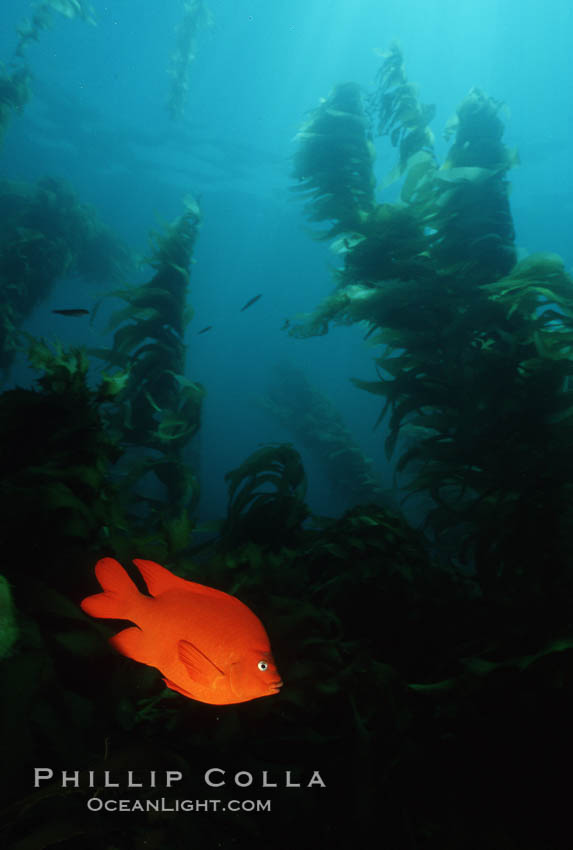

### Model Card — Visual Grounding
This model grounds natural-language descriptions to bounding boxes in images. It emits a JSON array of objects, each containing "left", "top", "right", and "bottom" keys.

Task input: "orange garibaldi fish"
[{"left": 81, "top": 558, "right": 283, "bottom": 705}]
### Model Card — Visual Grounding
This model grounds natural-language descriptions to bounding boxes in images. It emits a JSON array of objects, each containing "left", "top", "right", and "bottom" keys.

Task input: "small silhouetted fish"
[
  {"left": 240, "top": 294, "right": 262, "bottom": 312},
  {"left": 52, "top": 309, "right": 89, "bottom": 317},
  {"left": 281, "top": 319, "right": 290, "bottom": 331},
  {"left": 197, "top": 325, "right": 213, "bottom": 335}
]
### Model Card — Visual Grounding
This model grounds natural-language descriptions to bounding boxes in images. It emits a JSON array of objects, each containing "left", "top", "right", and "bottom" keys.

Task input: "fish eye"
[{"left": 258, "top": 660, "right": 268, "bottom": 672}]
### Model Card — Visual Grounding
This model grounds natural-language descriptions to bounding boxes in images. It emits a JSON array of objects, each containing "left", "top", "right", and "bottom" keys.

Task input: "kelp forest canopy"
[{"left": 290, "top": 42, "right": 573, "bottom": 607}]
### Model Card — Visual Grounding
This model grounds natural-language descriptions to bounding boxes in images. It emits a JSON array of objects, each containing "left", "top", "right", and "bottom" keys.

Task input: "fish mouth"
[{"left": 269, "top": 679, "right": 284, "bottom": 693}]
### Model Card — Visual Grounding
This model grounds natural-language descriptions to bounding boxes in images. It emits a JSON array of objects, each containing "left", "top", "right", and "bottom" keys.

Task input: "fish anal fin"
[
  {"left": 110, "top": 626, "right": 150, "bottom": 666},
  {"left": 163, "top": 677, "right": 195, "bottom": 699},
  {"left": 178, "top": 639, "right": 224, "bottom": 687}
]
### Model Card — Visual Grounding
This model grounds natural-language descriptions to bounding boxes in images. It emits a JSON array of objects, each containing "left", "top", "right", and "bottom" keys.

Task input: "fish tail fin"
[{"left": 80, "top": 557, "right": 141, "bottom": 621}]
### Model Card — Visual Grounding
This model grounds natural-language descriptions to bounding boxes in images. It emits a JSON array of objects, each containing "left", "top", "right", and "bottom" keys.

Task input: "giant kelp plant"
[
  {"left": 93, "top": 197, "right": 205, "bottom": 559},
  {"left": 290, "top": 43, "right": 573, "bottom": 613}
]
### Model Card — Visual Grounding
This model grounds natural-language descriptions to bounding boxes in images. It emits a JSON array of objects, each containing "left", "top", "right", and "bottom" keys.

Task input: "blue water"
[{"left": 2, "top": 0, "right": 572, "bottom": 520}]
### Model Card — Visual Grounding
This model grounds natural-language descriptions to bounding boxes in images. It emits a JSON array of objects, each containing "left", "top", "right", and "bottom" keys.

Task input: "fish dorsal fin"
[
  {"left": 132, "top": 558, "right": 233, "bottom": 603},
  {"left": 178, "top": 639, "right": 225, "bottom": 688},
  {"left": 132, "top": 559, "right": 191, "bottom": 596}
]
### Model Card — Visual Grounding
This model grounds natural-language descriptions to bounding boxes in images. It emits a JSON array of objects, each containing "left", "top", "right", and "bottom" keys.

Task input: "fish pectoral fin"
[
  {"left": 178, "top": 639, "right": 224, "bottom": 688},
  {"left": 163, "top": 677, "right": 195, "bottom": 699}
]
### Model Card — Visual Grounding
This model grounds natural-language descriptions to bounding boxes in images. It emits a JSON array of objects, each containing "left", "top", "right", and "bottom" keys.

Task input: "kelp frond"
[
  {"left": 443, "top": 88, "right": 517, "bottom": 170},
  {"left": 484, "top": 253, "right": 573, "bottom": 321},
  {"left": 368, "top": 42, "right": 436, "bottom": 180},
  {"left": 223, "top": 444, "right": 308, "bottom": 547},
  {"left": 423, "top": 88, "right": 517, "bottom": 282},
  {"left": 292, "top": 82, "right": 376, "bottom": 240},
  {"left": 26, "top": 336, "right": 90, "bottom": 396},
  {"left": 15, "top": 0, "right": 96, "bottom": 58}
]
